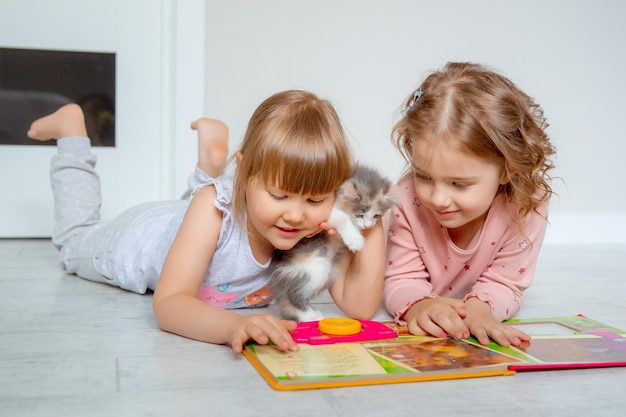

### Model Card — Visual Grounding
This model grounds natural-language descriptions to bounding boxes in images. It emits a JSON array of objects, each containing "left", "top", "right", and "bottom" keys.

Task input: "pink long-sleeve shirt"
[{"left": 384, "top": 175, "right": 548, "bottom": 322}]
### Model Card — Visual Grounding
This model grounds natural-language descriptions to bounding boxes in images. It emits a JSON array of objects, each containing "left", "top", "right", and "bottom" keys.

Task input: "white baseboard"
[{"left": 544, "top": 213, "right": 626, "bottom": 245}]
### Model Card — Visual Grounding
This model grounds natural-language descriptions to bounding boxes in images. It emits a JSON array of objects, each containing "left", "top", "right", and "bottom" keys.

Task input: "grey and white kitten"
[{"left": 268, "top": 164, "right": 399, "bottom": 322}]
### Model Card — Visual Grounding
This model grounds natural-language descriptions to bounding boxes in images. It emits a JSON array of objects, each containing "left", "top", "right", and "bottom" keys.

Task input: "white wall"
[
  {"left": 202, "top": 0, "right": 626, "bottom": 245},
  {"left": 0, "top": 0, "right": 179, "bottom": 237}
]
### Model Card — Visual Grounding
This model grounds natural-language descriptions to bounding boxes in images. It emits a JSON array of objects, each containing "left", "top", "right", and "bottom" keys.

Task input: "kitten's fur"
[{"left": 268, "top": 165, "right": 399, "bottom": 322}]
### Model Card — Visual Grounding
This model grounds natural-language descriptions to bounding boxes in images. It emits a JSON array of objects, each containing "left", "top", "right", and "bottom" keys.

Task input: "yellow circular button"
[{"left": 318, "top": 318, "right": 362, "bottom": 336}]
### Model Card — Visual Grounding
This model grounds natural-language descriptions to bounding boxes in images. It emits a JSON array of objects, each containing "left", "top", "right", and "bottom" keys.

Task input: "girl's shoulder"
[
  {"left": 188, "top": 175, "right": 240, "bottom": 244},
  {"left": 484, "top": 194, "right": 549, "bottom": 245},
  {"left": 191, "top": 174, "right": 234, "bottom": 209}
]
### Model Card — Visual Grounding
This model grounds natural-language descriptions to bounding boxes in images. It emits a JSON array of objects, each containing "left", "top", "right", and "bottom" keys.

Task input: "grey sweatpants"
[{"left": 50, "top": 136, "right": 208, "bottom": 287}]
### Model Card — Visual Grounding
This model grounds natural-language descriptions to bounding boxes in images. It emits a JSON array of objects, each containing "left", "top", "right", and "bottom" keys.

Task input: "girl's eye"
[
  {"left": 453, "top": 182, "right": 469, "bottom": 189},
  {"left": 269, "top": 193, "right": 286, "bottom": 200},
  {"left": 308, "top": 198, "right": 326, "bottom": 205},
  {"left": 413, "top": 172, "right": 430, "bottom": 180}
]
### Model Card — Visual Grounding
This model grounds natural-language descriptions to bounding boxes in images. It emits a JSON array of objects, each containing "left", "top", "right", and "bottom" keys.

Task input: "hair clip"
[{"left": 405, "top": 88, "right": 423, "bottom": 113}]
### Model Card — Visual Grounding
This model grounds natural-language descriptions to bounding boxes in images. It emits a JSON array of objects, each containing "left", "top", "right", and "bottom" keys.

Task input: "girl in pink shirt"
[{"left": 384, "top": 62, "right": 556, "bottom": 347}]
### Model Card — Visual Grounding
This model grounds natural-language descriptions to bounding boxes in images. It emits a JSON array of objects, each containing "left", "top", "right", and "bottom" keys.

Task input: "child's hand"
[
  {"left": 228, "top": 314, "right": 299, "bottom": 353},
  {"left": 463, "top": 297, "right": 530, "bottom": 347},
  {"left": 318, "top": 221, "right": 337, "bottom": 236},
  {"left": 403, "top": 297, "right": 469, "bottom": 339},
  {"left": 304, "top": 222, "right": 336, "bottom": 238}
]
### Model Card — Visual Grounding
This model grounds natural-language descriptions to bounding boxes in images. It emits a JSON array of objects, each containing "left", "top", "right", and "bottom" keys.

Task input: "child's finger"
[
  {"left": 470, "top": 326, "right": 491, "bottom": 345},
  {"left": 421, "top": 303, "right": 468, "bottom": 338},
  {"left": 493, "top": 325, "right": 530, "bottom": 347},
  {"left": 318, "top": 221, "right": 337, "bottom": 235},
  {"left": 280, "top": 319, "right": 298, "bottom": 332},
  {"left": 247, "top": 318, "right": 299, "bottom": 351},
  {"left": 267, "top": 324, "right": 299, "bottom": 352},
  {"left": 230, "top": 337, "right": 245, "bottom": 353},
  {"left": 434, "top": 315, "right": 470, "bottom": 339},
  {"left": 406, "top": 320, "right": 429, "bottom": 336},
  {"left": 415, "top": 316, "right": 448, "bottom": 338}
]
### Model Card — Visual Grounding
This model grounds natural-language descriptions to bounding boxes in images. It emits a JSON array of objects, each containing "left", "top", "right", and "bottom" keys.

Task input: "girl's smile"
[
  {"left": 435, "top": 209, "right": 460, "bottom": 218},
  {"left": 274, "top": 225, "right": 302, "bottom": 237}
]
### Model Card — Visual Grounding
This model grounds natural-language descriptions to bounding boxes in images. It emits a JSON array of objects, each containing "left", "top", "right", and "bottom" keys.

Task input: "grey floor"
[{"left": 1, "top": 239, "right": 626, "bottom": 417}]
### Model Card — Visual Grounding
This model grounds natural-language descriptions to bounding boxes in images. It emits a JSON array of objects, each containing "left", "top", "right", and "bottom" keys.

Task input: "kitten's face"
[
  {"left": 349, "top": 193, "right": 395, "bottom": 229},
  {"left": 336, "top": 166, "right": 399, "bottom": 229}
]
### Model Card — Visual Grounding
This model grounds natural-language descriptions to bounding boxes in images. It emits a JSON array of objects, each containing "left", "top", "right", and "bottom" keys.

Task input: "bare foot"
[
  {"left": 27, "top": 103, "right": 88, "bottom": 141},
  {"left": 191, "top": 118, "right": 229, "bottom": 178}
]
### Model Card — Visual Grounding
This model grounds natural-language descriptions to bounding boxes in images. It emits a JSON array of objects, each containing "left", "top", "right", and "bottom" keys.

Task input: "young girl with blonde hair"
[
  {"left": 385, "top": 62, "right": 556, "bottom": 347},
  {"left": 28, "top": 90, "right": 385, "bottom": 353}
]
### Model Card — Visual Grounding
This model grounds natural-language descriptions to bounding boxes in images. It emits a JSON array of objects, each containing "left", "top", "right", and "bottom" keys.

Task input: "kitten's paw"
[
  {"left": 297, "top": 308, "right": 325, "bottom": 322},
  {"left": 342, "top": 233, "right": 364, "bottom": 252}
]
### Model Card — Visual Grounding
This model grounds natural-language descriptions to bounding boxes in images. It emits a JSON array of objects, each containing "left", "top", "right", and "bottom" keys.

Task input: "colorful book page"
[{"left": 363, "top": 338, "right": 525, "bottom": 373}]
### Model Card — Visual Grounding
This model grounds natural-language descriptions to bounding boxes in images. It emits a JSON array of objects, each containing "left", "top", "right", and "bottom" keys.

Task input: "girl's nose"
[
  {"left": 431, "top": 185, "right": 450, "bottom": 208},
  {"left": 282, "top": 202, "right": 305, "bottom": 224}
]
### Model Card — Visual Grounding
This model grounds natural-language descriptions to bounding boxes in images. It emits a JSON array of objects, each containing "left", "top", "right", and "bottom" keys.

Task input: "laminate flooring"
[{"left": 1, "top": 239, "right": 625, "bottom": 417}]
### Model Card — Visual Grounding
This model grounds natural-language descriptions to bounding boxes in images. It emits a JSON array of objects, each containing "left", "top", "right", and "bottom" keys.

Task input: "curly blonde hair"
[
  {"left": 393, "top": 62, "right": 556, "bottom": 228},
  {"left": 232, "top": 90, "right": 354, "bottom": 226}
]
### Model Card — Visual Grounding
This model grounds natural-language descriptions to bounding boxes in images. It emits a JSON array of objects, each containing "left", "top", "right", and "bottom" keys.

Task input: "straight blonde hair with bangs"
[
  {"left": 232, "top": 90, "right": 354, "bottom": 226},
  {"left": 393, "top": 62, "right": 556, "bottom": 230}
]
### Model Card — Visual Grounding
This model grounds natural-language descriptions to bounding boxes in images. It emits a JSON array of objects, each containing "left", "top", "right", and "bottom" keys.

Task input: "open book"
[{"left": 242, "top": 315, "right": 626, "bottom": 391}]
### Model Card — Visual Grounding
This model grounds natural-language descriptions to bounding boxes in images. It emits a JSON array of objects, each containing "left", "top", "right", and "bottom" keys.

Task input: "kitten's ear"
[{"left": 338, "top": 180, "right": 360, "bottom": 201}]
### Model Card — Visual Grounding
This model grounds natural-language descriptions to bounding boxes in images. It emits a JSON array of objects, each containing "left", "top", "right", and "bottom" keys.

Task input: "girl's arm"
[
  {"left": 152, "top": 185, "right": 298, "bottom": 352},
  {"left": 468, "top": 203, "right": 549, "bottom": 320},
  {"left": 328, "top": 221, "right": 385, "bottom": 320},
  {"left": 383, "top": 189, "right": 468, "bottom": 338},
  {"left": 383, "top": 195, "right": 435, "bottom": 320},
  {"left": 463, "top": 206, "right": 549, "bottom": 346}
]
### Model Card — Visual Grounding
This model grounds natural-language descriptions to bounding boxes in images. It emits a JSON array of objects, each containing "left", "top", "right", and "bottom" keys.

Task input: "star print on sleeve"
[
  {"left": 519, "top": 240, "right": 530, "bottom": 250},
  {"left": 518, "top": 267, "right": 526, "bottom": 273},
  {"left": 413, "top": 197, "right": 421, "bottom": 207},
  {"left": 464, "top": 262, "right": 471, "bottom": 271}
]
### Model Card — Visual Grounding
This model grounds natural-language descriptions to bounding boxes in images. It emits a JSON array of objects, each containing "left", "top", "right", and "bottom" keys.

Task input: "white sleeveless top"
[{"left": 112, "top": 174, "right": 273, "bottom": 309}]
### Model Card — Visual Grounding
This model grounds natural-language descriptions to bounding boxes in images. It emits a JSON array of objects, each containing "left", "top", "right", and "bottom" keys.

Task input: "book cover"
[{"left": 242, "top": 315, "right": 626, "bottom": 391}]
